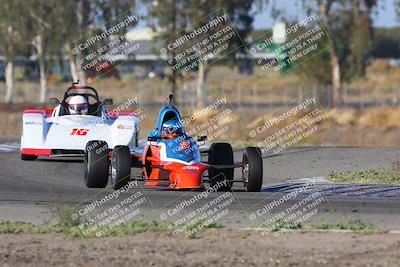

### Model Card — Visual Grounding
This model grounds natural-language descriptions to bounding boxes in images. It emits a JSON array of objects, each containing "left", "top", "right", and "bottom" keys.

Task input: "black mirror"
[
  {"left": 103, "top": 98, "right": 113, "bottom": 105},
  {"left": 49, "top": 98, "right": 60, "bottom": 105},
  {"left": 148, "top": 136, "right": 158, "bottom": 141},
  {"left": 197, "top": 136, "right": 207, "bottom": 142}
]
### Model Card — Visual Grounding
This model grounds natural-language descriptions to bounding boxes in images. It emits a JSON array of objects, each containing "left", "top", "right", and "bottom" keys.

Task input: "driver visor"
[
  {"left": 163, "top": 126, "right": 182, "bottom": 134},
  {"left": 70, "top": 103, "right": 88, "bottom": 111}
]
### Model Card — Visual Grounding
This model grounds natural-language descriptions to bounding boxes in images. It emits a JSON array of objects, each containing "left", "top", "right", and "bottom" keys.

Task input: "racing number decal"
[{"left": 70, "top": 128, "right": 89, "bottom": 136}]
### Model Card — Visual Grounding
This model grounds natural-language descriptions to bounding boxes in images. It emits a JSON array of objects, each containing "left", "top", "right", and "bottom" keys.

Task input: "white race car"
[{"left": 20, "top": 84, "right": 138, "bottom": 160}]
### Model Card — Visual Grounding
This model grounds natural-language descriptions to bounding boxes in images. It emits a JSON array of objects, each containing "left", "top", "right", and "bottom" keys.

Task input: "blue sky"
[
  {"left": 136, "top": 0, "right": 399, "bottom": 30},
  {"left": 253, "top": 0, "right": 398, "bottom": 29}
]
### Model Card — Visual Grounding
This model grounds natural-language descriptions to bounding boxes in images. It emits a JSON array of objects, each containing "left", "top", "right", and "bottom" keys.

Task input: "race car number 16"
[{"left": 70, "top": 128, "right": 89, "bottom": 136}]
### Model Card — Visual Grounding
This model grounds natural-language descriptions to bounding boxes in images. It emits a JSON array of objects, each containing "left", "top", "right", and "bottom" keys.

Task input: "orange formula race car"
[{"left": 83, "top": 95, "right": 263, "bottom": 192}]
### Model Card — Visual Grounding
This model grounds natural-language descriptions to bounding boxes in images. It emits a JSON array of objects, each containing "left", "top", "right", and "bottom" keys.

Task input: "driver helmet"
[
  {"left": 161, "top": 118, "right": 183, "bottom": 139},
  {"left": 68, "top": 95, "right": 88, "bottom": 115}
]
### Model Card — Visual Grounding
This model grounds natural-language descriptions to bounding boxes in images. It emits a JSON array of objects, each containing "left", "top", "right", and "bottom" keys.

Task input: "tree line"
[{"left": 0, "top": 0, "right": 395, "bottom": 107}]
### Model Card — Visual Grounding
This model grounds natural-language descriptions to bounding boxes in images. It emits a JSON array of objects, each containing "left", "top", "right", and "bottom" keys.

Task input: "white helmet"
[{"left": 68, "top": 95, "right": 88, "bottom": 115}]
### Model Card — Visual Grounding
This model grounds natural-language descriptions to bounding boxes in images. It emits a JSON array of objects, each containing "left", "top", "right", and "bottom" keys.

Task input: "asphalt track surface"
[{"left": 1, "top": 146, "right": 400, "bottom": 230}]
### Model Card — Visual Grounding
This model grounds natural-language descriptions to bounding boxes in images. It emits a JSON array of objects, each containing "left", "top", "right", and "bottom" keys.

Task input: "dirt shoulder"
[{"left": 0, "top": 230, "right": 399, "bottom": 267}]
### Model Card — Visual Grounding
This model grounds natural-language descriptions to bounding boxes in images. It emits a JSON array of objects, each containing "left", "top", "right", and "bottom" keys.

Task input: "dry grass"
[
  {"left": 326, "top": 169, "right": 400, "bottom": 185},
  {"left": 0, "top": 110, "right": 22, "bottom": 136},
  {"left": 2, "top": 59, "right": 400, "bottom": 146},
  {"left": 1, "top": 106, "right": 400, "bottom": 147},
  {"left": 350, "top": 59, "right": 400, "bottom": 91},
  {"left": 324, "top": 107, "right": 400, "bottom": 129}
]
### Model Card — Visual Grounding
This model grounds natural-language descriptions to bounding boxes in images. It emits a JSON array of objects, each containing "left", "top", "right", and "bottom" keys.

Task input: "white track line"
[{"left": 0, "top": 143, "right": 20, "bottom": 153}]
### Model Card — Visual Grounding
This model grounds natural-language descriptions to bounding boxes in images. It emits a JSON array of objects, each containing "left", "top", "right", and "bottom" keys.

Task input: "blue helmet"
[{"left": 161, "top": 118, "right": 183, "bottom": 139}]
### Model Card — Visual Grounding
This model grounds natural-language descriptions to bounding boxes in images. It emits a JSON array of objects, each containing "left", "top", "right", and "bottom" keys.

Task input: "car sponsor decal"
[
  {"left": 24, "top": 121, "right": 43, "bottom": 125},
  {"left": 178, "top": 140, "right": 190, "bottom": 151},
  {"left": 117, "top": 124, "right": 134, "bottom": 129}
]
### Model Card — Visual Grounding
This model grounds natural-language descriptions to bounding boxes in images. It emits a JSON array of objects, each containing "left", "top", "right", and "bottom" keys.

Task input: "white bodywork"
[{"left": 21, "top": 105, "right": 138, "bottom": 155}]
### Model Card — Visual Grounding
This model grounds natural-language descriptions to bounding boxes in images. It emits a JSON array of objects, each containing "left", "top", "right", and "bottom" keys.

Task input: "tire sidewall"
[
  {"left": 111, "top": 146, "right": 131, "bottom": 190},
  {"left": 84, "top": 140, "right": 109, "bottom": 188},
  {"left": 208, "top": 142, "right": 234, "bottom": 191},
  {"left": 243, "top": 147, "right": 263, "bottom": 192}
]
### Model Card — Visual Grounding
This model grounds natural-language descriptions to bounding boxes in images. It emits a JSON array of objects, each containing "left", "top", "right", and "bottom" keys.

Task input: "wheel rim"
[
  {"left": 111, "top": 157, "right": 117, "bottom": 186},
  {"left": 84, "top": 153, "right": 89, "bottom": 182},
  {"left": 242, "top": 154, "right": 249, "bottom": 188}
]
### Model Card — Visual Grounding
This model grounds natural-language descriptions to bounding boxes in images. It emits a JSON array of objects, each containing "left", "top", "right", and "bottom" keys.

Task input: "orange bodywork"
[{"left": 141, "top": 144, "right": 208, "bottom": 189}]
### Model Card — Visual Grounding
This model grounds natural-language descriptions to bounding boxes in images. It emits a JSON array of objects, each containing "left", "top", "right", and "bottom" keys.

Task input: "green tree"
[
  {"left": 26, "top": 0, "right": 136, "bottom": 100},
  {"left": 315, "top": 0, "right": 343, "bottom": 107},
  {"left": 143, "top": 0, "right": 185, "bottom": 100},
  {"left": 344, "top": 0, "right": 376, "bottom": 79},
  {"left": 195, "top": 0, "right": 254, "bottom": 107},
  {"left": 49, "top": 1, "right": 81, "bottom": 82},
  {"left": 265, "top": 0, "right": 377, "bottom": 107},
  {"left": 0, "top": 0, "right": 29, "bottom": 103},
  {"left": 68, "top": 0, "right": 136, "bottom": 84},
  {"left": 143, "top": 0, "right": 255, "bottom": 107},
  {"left": 27, "top": 0, "right": 58, "bottom": 102}
]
